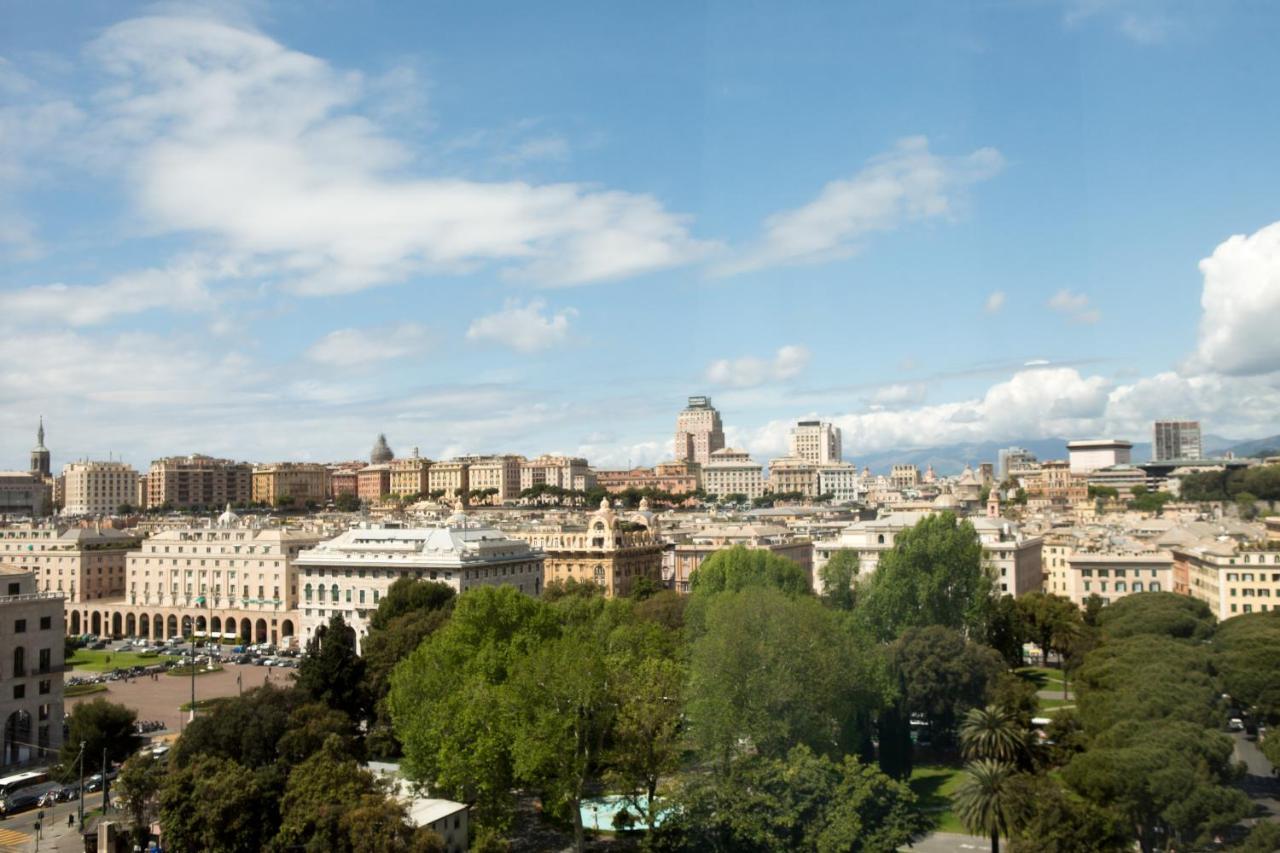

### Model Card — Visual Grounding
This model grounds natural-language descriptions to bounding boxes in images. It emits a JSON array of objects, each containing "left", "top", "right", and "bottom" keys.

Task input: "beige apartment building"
[
  {"left": 252, "top": 463, "right": 331, "bottom": 508},
  {"left": 146, "top": 455, "right": 252, "bottom": 509},
  {"left": 1175, "top": 542, "right": 1280, "bottom": 620},
  {"left": 1060, "top": 552, "right": 1173, "bottom": 608},
  {"left": 595, "top": 462, "right": 701, "bottom": 496},
  {"left": 890, "top": 465, "right": 920, "bottom": 491},
  {"left": 0, "top": 471, "right": 50, "bottom": 517},
  {"left": 0, "top": 524, "right": 140, "bottom": 603},
  {"left": 83, "top": 511, "right": 324, "bottom": 645},
  {"left": 768, "top": 457, "right": 819, "bottom": 497},
  {"left": 510, "top": 499, "right": 664, "bottom": 596},
  {"left": 519, "top": 455, "right": 594, "bottom": 493},
  {"left": 61, "top": 461, "right": 140, "bottom": 516},
  {"left": 357, "top": 465, "right": 392, "bottom": 502},
  {"left": 675, "top": 396, "right": 726, "bottom": 467},
  {"left": 0, "top": 565, "right": 64, "bottom": 769},
  {"left": 469, "top": 455, "right": 525, "bottom": 503},
  {"left": 389, "top": 454, "right": 433, "bottom": 497},
  {"left": 295, "top": 519, "right": 545, "bottom": 650},
  {"left": 702, "top": 448, "right": 766, "bottom": 500},
  {"left": 428, "top": 460, "right": 470, "bottom": 500}
]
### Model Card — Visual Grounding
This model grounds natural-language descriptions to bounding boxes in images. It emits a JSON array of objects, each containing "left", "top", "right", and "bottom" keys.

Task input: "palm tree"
[
  {"left": 952, "top": 759, "right": 1023, "bottom": 853},
  {"left": 959, "top": 705, "right": 1024, "bottom": 763}
]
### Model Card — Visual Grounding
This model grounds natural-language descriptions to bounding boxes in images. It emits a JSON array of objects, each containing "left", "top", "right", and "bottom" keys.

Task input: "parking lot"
[{"left": 67, "top": 639, "right": 294, "bottom": 734}]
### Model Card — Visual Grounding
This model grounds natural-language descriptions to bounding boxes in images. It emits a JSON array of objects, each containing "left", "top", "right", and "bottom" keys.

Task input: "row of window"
[
  {"left": 1078, "top": 568, "right": 1161, "bottom": 578},
  {"left": 1082, "top": 581, "right": 1161, "bottom": 593},
  {"left": 1224, "top": 572, "right": 1280, "bottom": 582},
  {"left": 5, "top": 616, "right": 54, "bottom": 633}
]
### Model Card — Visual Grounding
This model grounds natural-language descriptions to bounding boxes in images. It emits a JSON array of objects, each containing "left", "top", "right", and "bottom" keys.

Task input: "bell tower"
[{"left": 30, "top": 417, "right": 51, "bottom": 479}]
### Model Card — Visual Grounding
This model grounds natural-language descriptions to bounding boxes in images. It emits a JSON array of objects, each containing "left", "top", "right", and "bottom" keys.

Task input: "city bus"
[{"left": 0, "top": 770, "right": 50, "bottom": 799}]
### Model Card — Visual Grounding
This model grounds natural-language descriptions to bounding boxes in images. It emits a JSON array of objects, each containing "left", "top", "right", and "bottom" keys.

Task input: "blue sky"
[{"left": 2, "top": 0, "right": 1280, "bottom": 471}]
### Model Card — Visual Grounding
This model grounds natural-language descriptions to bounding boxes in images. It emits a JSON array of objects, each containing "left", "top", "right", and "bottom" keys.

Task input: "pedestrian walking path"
[{"left": 0, "top": 825, "right": 32, "bottom": 850}]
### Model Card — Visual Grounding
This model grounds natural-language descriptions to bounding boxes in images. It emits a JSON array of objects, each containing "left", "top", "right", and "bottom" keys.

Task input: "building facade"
[
  {"left": 0, "top": 524, "right": 139, "bottom": 604},
  {"left": 1067, "top": 440, "right": 1133, "bottom": 475},
  {"left": 0, "top": 565, "right": 64, "bottom": 769},
  {"left": 667, "top": 525, "right": 812, "bottom": 593},
  {"left": 702, "top": 448, "right": 766, "bottom": 500},
  {"left": 469, "top": 455, "right": 526, "bottom": 503},
  {"left": 357, "top": 465, "right": 392, "bottom": 502},
  {"left": 427, "top": 461, "right": 470, "bottom": 500},
  {"left": 519, "top": 455, "right": 593, "bottom": 493},
  {"left": 146, "top": 455, "right": 252, "bottom": 509},
  {"left": 84, "top": 513, "right": 323, "bottom": 646},
  {"left": 817, "top": 463, "right": 861, "bottom": 504},
  {"left": 252, "top": 463, "right": 331, "bottom": 508},
  {"left": 1175, "top": 542, "right": 1280, "bottom": 620},
  {"left": 511, "top": 500, "right": 663, "bottom": 597},
  {"left": 389, "top": 454, "right": 432, "bottom": 497},
  {"left": 789, "top": 421, "right": 842, "bottom": 465},
  {"left": 61, "top": 461, "right": 141, "bottom": 516},
  {"left": 768, "top": 457, "right": 819, "bottom": 497},
  {"left": 1154, "top": 420, "right": 1203, "bottom": 462},
  {"left": 295, "top": 518, "right": 545, "bottom": 649},
  {"left": 674, "top": 396, "right": 726, "bottom": 467},
  {"left": 0, "top": 472, "right": 50, "bottom": 518},
  {"left": 595, "top": 462, "right": 700, "bottom": 496}
]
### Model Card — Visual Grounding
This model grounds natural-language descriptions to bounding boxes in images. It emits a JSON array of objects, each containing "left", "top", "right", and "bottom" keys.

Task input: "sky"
[{"left": 2, "top": 0, "right": 1280, "bottom": 472}]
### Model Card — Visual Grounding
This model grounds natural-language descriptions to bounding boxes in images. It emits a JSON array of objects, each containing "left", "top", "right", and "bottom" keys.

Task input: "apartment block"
[{"left": 146, "top": 455, "right": 251, "bottom": 510}]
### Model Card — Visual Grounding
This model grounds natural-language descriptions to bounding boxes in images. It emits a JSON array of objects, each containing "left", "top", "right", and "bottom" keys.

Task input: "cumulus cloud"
[
  {"left": 1048, "top": 289, "right": 1100, "bottom": 324},
  {"left": 1194, "top": 220, "right": 1280, "bottom": 376},
  {"left": 718, "top": 136, "right": 1003, "bottom": 275},
  {"left": 306, "top": 323, "right": 431, "bottom": 366},
  {"left": 869, "top": 383, "right": 928, "bottom": 410},
  {"left": 984, "top": 290, "right": 1006, "bottom": 313},
  {"left": 466, "top": 299, "right": 576, "bottom": 352},
  {"left": 65, "top": 14, "right": 714, "bottom": 294},
  {"left": 706, "top": 345, "right": 811, "bottom": 388}
]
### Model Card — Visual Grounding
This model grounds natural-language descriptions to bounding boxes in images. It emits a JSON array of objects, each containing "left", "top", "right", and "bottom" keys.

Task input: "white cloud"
[
  {"left": 1048, "top": 289, "right": 1100, "bottom": 324},
  {"left": 466, "top": 299, "right": 576, "bottom": 352},
  {"left": 869, "top": 383, "right": 927, "bottom": 410},
  {"left": 72, "top": 14, "right": 713, "bottom": 293},
  {"left": 706, "top": 345, "right": 811, "bottom": 388},
  {"left": 1194, "top": 220, "right": 1280, "bottom": 377},
  {"left": 718, "top": 136, "right": 1003, "bottom": 275},
  {"left": 306, "top": 323, "right": 431, "bottom": 366},
  {"left": 984, "top": 290, "right": 1006, "bottom": 313},
  {"left": 0, "top": 254, "right": 232, "bottom": 325}
]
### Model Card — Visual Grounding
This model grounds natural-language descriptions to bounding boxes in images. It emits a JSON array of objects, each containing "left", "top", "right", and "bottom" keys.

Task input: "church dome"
[
  {"left": 370, "top": 433, "right": 394, "bottom": 464},
  {"left": 216, "top": 503, "right": 241, "bottom": 528}
]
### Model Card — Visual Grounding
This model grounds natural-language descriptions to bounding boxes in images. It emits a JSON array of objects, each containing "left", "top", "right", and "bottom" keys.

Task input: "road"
[
  {"left": 906, "top": 831, "right": 991, "bottom": 852},
  {"left": 1232, "top": 731, "right": 1280, "bottom": 822},
  {"left": 0, "top": 790, "right": 107, "bottom": 852}
]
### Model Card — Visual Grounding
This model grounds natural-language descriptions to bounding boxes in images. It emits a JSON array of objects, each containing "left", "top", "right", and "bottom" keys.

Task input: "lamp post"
[{"left": 76, "top": 741, "right": 85, "bottom": 828}]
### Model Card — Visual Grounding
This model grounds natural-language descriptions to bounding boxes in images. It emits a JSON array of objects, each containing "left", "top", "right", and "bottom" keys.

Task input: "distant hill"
[{"left": 852, "top": 432, "right": 1277, "bottom": 476}]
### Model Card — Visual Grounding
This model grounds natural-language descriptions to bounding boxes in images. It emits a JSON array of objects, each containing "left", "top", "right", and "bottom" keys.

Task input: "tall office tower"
[
  {"left": 675, "top": 396, "right": 726, "bottom": 467},
  {"left": 789, "top": 420, "right": 842, "bottom": 464},
  {"left": 1153, "top": 420, "right": 1202, "bottom": 461}
]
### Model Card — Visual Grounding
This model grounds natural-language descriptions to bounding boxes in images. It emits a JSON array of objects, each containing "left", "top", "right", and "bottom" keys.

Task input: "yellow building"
[
  {"left": 510, "top": 499, "right": 663, "bottom": 597},
  {"left": 428, "top": 461, "right": 470, "bottom": 500},
  {"left": 389, "top": 453, "right": 432, "bottom": 497},
  {"left": 252, "top": 463, "right": 331, "bottom": 508}
]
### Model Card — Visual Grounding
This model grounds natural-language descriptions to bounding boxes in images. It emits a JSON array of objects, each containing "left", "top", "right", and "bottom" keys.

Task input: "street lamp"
[{"left": 76, "top": 740, "right": 85, "bottom": 828}]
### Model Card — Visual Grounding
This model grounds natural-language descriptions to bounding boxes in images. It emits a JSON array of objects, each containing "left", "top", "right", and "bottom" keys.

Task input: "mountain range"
[{"left": 852, "top": 434, "right": 1279, "bottom": 477}]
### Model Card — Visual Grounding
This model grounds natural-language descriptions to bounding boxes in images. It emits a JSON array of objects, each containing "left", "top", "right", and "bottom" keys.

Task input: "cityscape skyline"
[{"left": 2, "top": 2, "right": 1279, "bottom": 469}]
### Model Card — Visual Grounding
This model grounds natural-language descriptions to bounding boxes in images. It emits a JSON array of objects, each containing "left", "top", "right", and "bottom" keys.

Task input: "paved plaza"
[{"left": 67, "top": 664, "right": 282, "bottom": 734}]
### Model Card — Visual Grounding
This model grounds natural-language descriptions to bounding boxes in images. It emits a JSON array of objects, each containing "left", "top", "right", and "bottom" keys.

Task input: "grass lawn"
[
  {"left": 179, "top": 697, "right": 230, "bottom": 712},
  {"left": 67, "top": 649, "right": 179, "bottom": 671},
  {"left": 909, "top": 764, "right": 967, "bottom": 834},
  {"left": 1015, "top": 666, "right": 1067, "bottom": 690},
  {"left": 65, "top": 682, "right": 109, "bottom": 697}
]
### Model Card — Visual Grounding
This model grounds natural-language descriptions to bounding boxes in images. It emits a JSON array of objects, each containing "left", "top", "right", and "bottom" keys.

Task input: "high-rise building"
[
  {"left": 61, "top": 461, "right": 140, "bottom": 516},
  {"left": 1066, "top": 439, "right": 1132, "bottom": 475},
  {"left": 997, "top": 447, "right": 1038, "bottom": 481},
  {"left": 145, "top": 455, "right": 252, "bottom": 509},
  {"left": 1153, "top": 420, "right": 1202, "bottom": 462},
  {"left": 29, "top": 418, "right": 50, "bottom": 480},
  {"left": 675, "top": 396, "right": 725, "bottom": 467},
  {"left": 789, "top": 421, "right": 842, "bottom": 464}
]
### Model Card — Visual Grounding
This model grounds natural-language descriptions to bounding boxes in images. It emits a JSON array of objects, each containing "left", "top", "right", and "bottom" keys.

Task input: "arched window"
[
  {"left": 304, "top": 584, "right": 313, "bottom": 602},
  {"left": 1132, "top": 582, "right": 1143, "bottom": 593},
  {"left": 1150, "top": 581, "right": 1161, "bottom": 592},
  {"left": 317, "top": 585, "right": 325, "bottom": 602},
  {"left": 331, "top": 584, "right": 339, "bottom": 602}
]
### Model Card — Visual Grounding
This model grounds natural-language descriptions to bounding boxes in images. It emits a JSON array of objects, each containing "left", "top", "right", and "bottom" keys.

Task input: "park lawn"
[
  {"left": 1039, "top": 697, "right": 1076, "bottom": 713},
  {"left": 166, "top": 664, "right": 224, "bottom": 677},
  {"left": 67, "top": 649, "right": 179, "bottom": 671},
  {"left": 1015, "top": 666, "right": 1067, "bottom": 690},
  {"left": 179, "top": 697, "right": 230, "bottom": 712},
  {"left": 909, "top": 764, "right": 967, "bottom": 834}
]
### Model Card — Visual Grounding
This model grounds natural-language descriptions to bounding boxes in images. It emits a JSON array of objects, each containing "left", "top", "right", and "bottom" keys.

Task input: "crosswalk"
[{"left": 0, "top": 825, "right": 31, "bottom": 849}]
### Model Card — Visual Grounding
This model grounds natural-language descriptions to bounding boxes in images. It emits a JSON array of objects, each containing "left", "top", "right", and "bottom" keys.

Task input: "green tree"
[
  {"left": 985, "top": 594, "right": 1026, "bottom": 667},
  {"left": 334, "top": 492, "right": 361, "bottom": 512},
  {"left": 116, "top": 750, "right": 163, "bottom": 849},
  {"left": 648, "top": 745, "right": 924, "bottom": 853},
  {"left": 689, "top": 545, "right": 811, "bottom": 597},
  {"left": 1095, "top": 591, "right": 1215, "bottom": 642},
  {"left": 819, "top": 550, "right": 860, "bottom": 611},
  {"left": 61, "top": 698, "right": 141, "bottom": 774},
  {"left": 687, "top": 587, "right": 881, "bottom": 765},
  {"left": 1005, "top": 774, "right": 1129, "bottom": 853},
  {"left": 855, "top": 512, "right": 994, "bottom": 641},
  {"left": 368, "top": 578, "right": 455, "bottom": 632},
  {"left": 1213, "top": 612, "right": 1280, "bottom": 721},
  {"left": 542, "top": 576, "right": 604, "bottom": 601},
  {"left": 170, "top": 682, "right": 306, "bottom": 770},
  {"left": 1016, "top": 592, "right": 1081, "bottom": 666},
  {"left": 507, "top": 628, "right": 614, "bottom": 853},
  {"left": 390, "top": 586, "right": 556, "bottom": 831},
  {"left": 628, "top": 574, "right": 664, "bottom": 601},
  {"left": 952, "top": 759, "right": 1024, "bottom": 853},
  {"left": 158, "top": 755, "right": 275, "bottom": 853},
  {"left": 890, "top": 626, "right": 1004, "bottom": 745},
  {"left": 297, "top": 613, "right": 368, "bottom": 721},
  {"left": 605, "top": 656, "right": 685, "bottom": 830},
  {"left": 1236, "top": 821, "right": 1280, "bottom": 853},
  {"left": 959, "top": 706, "right": 1027, "bottom": 764}
]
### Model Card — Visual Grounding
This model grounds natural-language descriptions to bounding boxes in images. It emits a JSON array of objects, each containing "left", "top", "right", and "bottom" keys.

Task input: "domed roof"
[
  {"left": 370, "top": 433, "right": 394, "bottom": 464},
  {"left": 216, "top": 503, "right": 241, "bottom": 528}
]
